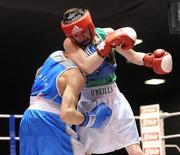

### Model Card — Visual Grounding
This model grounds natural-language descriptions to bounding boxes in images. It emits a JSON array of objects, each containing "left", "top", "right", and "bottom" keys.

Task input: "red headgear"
[{"left": 61, "top": 10, "right": 95, "bottom": 41}]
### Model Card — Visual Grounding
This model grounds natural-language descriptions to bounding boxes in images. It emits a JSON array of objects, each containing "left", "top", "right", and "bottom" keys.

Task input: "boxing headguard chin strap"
[{"left": 61, "top": 10, "right": 95, "bottom": 42}]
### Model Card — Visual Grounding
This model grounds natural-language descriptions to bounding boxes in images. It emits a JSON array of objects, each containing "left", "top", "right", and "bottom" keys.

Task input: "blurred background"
[{"left": 0, "top": 0, "right": 180, "bottom": 154}]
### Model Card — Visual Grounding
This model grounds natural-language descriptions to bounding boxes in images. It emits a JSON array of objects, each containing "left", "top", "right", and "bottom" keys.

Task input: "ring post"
[
  {"left": 9, "top": 114, "right": 16, "bottom": 155},
  {"left": 140, "top": 104, "right": 166, "bottom": 155}
]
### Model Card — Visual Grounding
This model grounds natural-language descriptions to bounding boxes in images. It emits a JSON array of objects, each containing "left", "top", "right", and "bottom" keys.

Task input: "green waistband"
[{"left": 86, "top": 73, "right": 117, "bottom": 87}]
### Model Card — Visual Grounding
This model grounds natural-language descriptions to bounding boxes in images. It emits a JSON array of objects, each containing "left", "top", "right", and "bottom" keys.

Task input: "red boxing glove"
[
  {"left": 143, "top": 49, "right": 173, "bottom": 75},
  {"left": 112, "top": 27, "right": 137, "bottom": 50},
  {"left": 96, "top": 27, "right": 137, "bottom": 57}
]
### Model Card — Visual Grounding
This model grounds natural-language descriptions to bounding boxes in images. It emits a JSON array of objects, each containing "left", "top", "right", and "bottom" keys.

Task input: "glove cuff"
[
  {"left": 96, "top": 41, "right": 112, "bottom": 58},
  {"left": 143, "top": 53, "right": 154, "bottom": 68},
  {"left": 79, "top": 112, "right": 97, "bottom": 128},
  {"left": 79, "top": 112, "right": 89, "bottom": 127}
]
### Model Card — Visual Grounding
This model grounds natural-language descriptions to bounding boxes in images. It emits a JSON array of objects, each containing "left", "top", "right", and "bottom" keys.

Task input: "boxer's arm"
[
  {"left": 115, "top": 47, "right": 173, "bottom": 75},
  {"left": 59, "top": 68, "right": 86, "bottom": 125},
  {"left": 64, "top": 38, "right": 104, "bottom": 75},
  {"left": 59, "top": 68, "right": 112, "bottom": 127},
  {"left": 115, "top": 47, "right": 145, "bottom": 65}
]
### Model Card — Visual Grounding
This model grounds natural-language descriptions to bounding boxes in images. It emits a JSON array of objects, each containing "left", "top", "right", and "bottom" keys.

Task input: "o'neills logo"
[
  {"left": 90, "top": 86, "right": 113, "bottom": 96},
  {"left": 72, "top": 25, "right": 82, "bottom": 34}
]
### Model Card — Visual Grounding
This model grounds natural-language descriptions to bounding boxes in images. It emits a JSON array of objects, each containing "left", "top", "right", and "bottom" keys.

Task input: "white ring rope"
[
  {"left": 134, "top": 112, "right": 180, "bottom": 120},
  {"left": 165, "top": 144, "right": 180, "bottom": 153},
  {"left": 162, "top": 134, "right": 180, "bottom": 140},
  {"left": 0, "top": 114, "right": 22, "bottom": 118},
  {"left": 0, "top": 111, "right": 180, "bottom": 141},
  {"left": 0, "top": 111, "right": 178, "bottom": 119},
  {"left": 0, "top": 137, "right": 19, "bottom": 140},
  {"left": 160, "top": 112, "right": 180, "bottom": 119}
]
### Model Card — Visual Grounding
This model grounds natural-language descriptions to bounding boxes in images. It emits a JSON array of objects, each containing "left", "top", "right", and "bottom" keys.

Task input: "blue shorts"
[{"left": 19, "top": 109, "right": 85, "bottom": 155}]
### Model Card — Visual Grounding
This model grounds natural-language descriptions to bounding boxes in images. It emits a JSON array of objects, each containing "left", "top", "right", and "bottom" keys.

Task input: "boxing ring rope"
[
  {"left": 0, "top": 114, "right": 22, "bottom": 118},
  {"left": 134, "top": 112, "right": 180, "bottom": 120},
  {"left": 0, "top": 105, "right": 180, "bottom": 155},
  {"left": 0, "top": 114, "right": 22, "bottom": 141},
  {"left": 135, "top": 112, "right": 180, "bottom": 140}
]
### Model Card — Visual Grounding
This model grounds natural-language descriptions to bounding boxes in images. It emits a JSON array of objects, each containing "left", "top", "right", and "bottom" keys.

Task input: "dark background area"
[{"left": 0, "top": 0, "right": 180, "bottom": 154}]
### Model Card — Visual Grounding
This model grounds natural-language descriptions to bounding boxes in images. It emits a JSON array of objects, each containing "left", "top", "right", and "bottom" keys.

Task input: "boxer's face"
[{"left": 72, "top": 28, "right": 92, "bottom": 46}]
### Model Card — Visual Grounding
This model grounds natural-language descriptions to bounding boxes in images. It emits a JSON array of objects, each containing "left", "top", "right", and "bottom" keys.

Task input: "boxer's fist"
[
  {"left": 112, "top": 27, "right": 137, "bottom": 50},
  {"left": 96, "top": 27, "right": 137, "bottom": 57},
  {"left": 143, "top": 49, "right": 173, "bottom": 74},
  {"left": 80, "top": 103, "right": 112, "bottom": 128}
]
